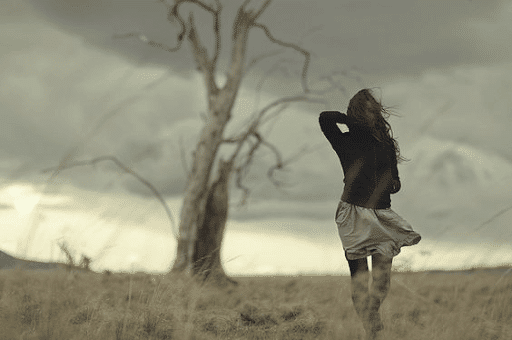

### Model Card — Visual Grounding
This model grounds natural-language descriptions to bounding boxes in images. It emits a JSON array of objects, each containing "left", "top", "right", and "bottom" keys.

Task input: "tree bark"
[
  {"left": 171, "top": 2, "right": 252, "bottom": 280},
  {"left": 193, "top": 159, "right": 237, "bottom": 286},
  {"left": 172, "top": 113, "right": 228, "bottom": 274}
]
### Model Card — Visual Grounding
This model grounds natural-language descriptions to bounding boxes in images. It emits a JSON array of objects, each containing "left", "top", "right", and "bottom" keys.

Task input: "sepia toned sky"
[{"left": 1, "top": 0, "right": 512, "bottom": 275}]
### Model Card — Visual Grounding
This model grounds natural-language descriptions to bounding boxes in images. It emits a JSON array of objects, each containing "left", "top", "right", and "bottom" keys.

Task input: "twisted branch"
[
  {"left": 266, "top": 142, "right": 325, "bottom": 188},
  {"left": 222, "top": 90, "right": 327, "bottom": 205},
  {"left": 42, "top": 156, "right": 178, "bottom": 239},
  {"left": 226, "top": 94, "right": 327, "bottom": 146},
  {"left": 252, "top": 22, "right": 311, "bottom": 93},
  {"left": 232, "top": 131, "right": 325, "bottom": 205},
  {"left": 175, "top": 0, "right": 215, "bottom": 13},
  {"left": 234, "top": 134, "right": 263, "bottom": 205},
  {"left": 243, "top": 49, "right": 287, "bottom": 77},
  {"left": 116, "top": 0, "right": 223, "bottom": 93}
]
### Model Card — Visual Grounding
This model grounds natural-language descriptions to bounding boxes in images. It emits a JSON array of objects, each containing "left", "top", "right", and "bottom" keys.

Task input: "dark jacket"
[{"left": 319, "top": 111, "right": 401, "bottom": 209}]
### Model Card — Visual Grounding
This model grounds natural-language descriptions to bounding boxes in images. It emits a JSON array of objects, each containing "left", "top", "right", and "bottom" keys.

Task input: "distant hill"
[
  {"left": 0, "top": 249, "right": 64, "bottom": 270},
  {"left": 413, "top": 266, "right": 512, "bottom": 276}
]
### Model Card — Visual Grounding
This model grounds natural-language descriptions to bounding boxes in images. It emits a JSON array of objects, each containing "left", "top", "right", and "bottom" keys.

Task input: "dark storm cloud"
[
  {"left": 24, "top": 0, "right": 511, "bottom": 85},
  {"left": 258, "top": 0, "right": 511, "bottom": 80},
  {"left": 2, "top": 0, "right": 512, "bottom": 224}
]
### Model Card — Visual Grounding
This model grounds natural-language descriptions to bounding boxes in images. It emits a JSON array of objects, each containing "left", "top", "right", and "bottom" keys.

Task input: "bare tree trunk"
[
  {"left": 193, "top": 159, "right": 237, "bottom": 286},
  {"left": 171, "top": 2, "right": 251, "bottom": 278},
  {"left": 172, "top": 112, "right": 229, "bottom": 274}
]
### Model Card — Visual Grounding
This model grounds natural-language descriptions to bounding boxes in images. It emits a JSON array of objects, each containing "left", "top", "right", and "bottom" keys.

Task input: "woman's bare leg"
[
  {"left": 368, "top": 253, "right": 393, "bottom": 334},
  {"left": 347, "top": 257, "right": 370, "bottom": 330}
]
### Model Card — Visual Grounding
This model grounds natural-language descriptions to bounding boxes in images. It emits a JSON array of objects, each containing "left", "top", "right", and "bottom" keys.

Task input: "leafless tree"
[
  {"left": 109, "top": 0, "right": 351, "bottom": 286},
  {"left": 42, "top": 0, "right": 349, "bottom": 285}
]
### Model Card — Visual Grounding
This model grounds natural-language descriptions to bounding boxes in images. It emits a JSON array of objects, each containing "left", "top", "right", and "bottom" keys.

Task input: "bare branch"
[
  {"left": 176, "top": 0, "right": 216, "bottom": 14},
  {"left": 259, "top": 102, "right": 290, "bottom": 129},
  {"left": 117, "top": 0, "right": 221, "bottom": 60},
  {"left": 244, "top": 133, "right": 263, "bottom": 167},
  {"left": 188, "top": 13, "right": 218, "bottom": 94},
  {"left": 223, "top": 89, "right": 323, "bottom": 170},
  {"left": 251, "top": 0, "right": 272, "bottom": 21},
  {"left": 187, "top": 13, "right": 208, "bottom": 69},
  {"left": 178, "top": 135, "right": 190, "bottom": 177},
  {"left": 88, "top": 70, "right": 172, "bottom": 140},
  {"left": 314, "top": 73, "right": 349, "bottom": 97},
  {"left": 113, "top": 32, "right": 183, "bottom": 53},
  {"left": 232, "top": 133, "right": 322, "bottom": 205},
  {"left": 58, "top": 242, "right": 75, "bottom": 267},
  {"left": 42, "top": 156, "right": 178, "bottom": 239},
  {"left": 158, "top": 0, "right": 186, "bottom": 40},
  {"left": 225, "top": 56, "right": 296, "bottom": 141},
  {"left": 221, "top": 136, "right": 242, "bottom": 144},
  {"left": 259, "top": 137, "right": 285, "bottom": 187},
  {"left": 212, "top": 0, "right": 222, "bottom": 68},
  {"left": 265, "top": 141, "right": 325, "bottom": 188},
  {"left": 225, "top": 1, "right": 254, "bottom": 93},
  {"left": 474, "top": 203, "right": 512, "bottom": 232},
  {"left": 223, "top": 94, "right": 327, "bottom": 160},
  {"left": 252, "top": 57, "right": 301, "bottom": 111},
  {"left": 234, "top": 134, "right": 263, "bottom": 206},
  {"left": 253, "top": 94, "right": 327, "bottom": 128},
  {"left": 252, "top": 22, "right": 311, "bottom": 93},
  {"left": 243, "top": 49, "right": 286, "bottom": 76},
  {"left": 226, "top": 126, "right": 255, "bottom": 165},
  {"left": 43, "top": 68, "right": 171, "bottom": 187},
  {"left": 235, "top": 166, "right": 251, "bottom": 206},
  {"left": 243, "top": 24, "right": 322, "bottom": 86}
]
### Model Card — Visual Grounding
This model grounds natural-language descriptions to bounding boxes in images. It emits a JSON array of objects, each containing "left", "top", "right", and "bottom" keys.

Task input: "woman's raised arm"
[{"left": 319, "top": 111, "right": 348, "bottom": 146}]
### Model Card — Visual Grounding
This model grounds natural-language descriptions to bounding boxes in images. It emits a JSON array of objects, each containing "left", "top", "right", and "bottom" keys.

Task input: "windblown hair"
[{"left": 347, "top": 88, "right": 407, "bottom": 163}]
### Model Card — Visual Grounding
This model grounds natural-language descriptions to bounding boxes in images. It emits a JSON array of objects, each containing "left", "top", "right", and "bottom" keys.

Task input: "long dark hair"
[{"left": 347, "top": 88, "right": 407, "bottom": 163}]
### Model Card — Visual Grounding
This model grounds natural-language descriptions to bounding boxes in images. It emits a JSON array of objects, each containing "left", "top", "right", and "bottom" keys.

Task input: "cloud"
[
  {"left": 381, "top": 62, "right": 512, "bottom": 161},
  {"left": 0, "top": 11, "right": 208, "bottom": 192},
  {"left": 19, "top": 0, "right": 511, "bottom": 90},
  {"left": 3, "top": 0, "right": 512, "bottom": 250}
]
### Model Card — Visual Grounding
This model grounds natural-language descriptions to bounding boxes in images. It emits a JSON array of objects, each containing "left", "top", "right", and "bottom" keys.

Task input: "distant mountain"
[{"left": 0, "top": 249, "right": 64, "bottom": 270}]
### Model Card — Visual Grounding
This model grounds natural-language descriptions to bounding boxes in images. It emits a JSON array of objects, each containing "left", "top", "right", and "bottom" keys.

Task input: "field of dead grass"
[{"left": 0, "top": 266, "right": 510, "bottom": 339}]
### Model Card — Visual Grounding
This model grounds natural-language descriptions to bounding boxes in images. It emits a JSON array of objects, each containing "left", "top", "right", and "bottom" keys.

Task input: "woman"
[{"left": 319, "top": 89, "right": 421, "bottom": 339}]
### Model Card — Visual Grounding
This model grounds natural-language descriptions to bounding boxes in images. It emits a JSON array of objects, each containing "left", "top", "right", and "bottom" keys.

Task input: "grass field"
[{"left": 0, "top": 266, "right": 511, "bottom": 340}]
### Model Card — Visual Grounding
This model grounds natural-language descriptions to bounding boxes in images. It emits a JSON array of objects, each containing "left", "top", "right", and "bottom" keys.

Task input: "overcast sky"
[{"left": 1, "top": 0, "right": 512, "bottom": 274}]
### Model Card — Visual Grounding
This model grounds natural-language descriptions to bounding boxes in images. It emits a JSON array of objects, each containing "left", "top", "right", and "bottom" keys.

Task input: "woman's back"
[{"left": 319, "top": 111, "right": 399, "bottom": 209}]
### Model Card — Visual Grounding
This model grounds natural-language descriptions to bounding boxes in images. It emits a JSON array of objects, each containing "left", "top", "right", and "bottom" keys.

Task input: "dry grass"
[{"left": 0, "top": 266, "right": 511, "bottom": 340}]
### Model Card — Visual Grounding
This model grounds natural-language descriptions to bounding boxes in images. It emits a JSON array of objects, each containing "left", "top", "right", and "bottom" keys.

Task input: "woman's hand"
[{"left": 320, "top": 111, "right": 347, "bottom": 124}]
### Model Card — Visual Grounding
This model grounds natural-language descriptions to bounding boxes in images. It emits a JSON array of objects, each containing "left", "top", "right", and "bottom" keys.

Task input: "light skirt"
[{"left": 335, "top": 200, "right": 421, "bottom": 260}]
